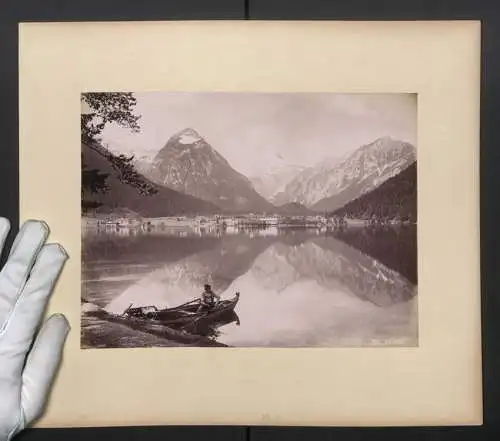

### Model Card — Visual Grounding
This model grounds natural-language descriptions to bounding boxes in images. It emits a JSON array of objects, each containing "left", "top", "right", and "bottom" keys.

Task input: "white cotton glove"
[{"left": 0, "top": 218, "right": 70, "bottom": 441}]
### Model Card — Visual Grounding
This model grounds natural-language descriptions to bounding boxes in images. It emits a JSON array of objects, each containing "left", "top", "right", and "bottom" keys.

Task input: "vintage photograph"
[{"left": 81, "top": 91, "right": 418, "bottom": 349}]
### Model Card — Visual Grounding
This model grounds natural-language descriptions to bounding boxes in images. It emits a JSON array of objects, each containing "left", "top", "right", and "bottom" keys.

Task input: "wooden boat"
[
  {"left": 122, "top": 292, "right": 240, "bottom": 330},
  {"left": 81, "top": 300, "right": 239, "bottom": 347}
]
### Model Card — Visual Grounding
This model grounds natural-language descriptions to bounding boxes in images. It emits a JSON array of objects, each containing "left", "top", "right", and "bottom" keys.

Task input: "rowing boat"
[
  {"left": 81, "top": 299, "right": 240, "bottom": 346},
  {"left": 122, "top": 292, "right": 240, "bottom": 330}
]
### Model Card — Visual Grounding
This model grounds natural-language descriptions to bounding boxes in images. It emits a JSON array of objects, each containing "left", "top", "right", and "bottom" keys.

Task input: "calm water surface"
[{"left": 82, "top": 225, "right": 418, "bottom": 348}]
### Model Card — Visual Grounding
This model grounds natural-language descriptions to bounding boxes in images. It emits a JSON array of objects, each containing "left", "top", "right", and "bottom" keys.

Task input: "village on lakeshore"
[{"left": 82, "top": 211, "right": 415, "bottom": 235}]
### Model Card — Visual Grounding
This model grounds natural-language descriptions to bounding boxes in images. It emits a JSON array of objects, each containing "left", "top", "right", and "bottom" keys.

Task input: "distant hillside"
[
  {"left": 250, "top": 165, "right": 306, "bottom": 201},
  {"left": 273, "top": 202, "right": 314, "bottom": 216},
  {"left": 82, "top": 141, "right": 219, "bottom": 217},
  {"left": 333, "top": 161, "right": 417, "bottom": 221}
]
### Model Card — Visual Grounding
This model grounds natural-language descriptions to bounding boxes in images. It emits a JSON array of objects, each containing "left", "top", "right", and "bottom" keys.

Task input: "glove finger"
[
  {"left": 0, "top": 220, "right": 49, "bottom": 332},
  {"left": 0, "top": 217, "right": 11, "bottom": 257},
  {"left": 21, "top": 313, "right": 70, "bottom": 425},
  {"left": 0, "top": 243, "right": 67, "bottom": 380}
]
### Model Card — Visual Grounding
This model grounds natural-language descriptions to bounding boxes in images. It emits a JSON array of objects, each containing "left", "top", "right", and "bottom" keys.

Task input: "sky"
[{"left": 93, "top": 92, "right": 417, "bottom": 177}]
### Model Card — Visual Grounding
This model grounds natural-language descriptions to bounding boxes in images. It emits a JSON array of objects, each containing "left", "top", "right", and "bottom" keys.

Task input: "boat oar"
[{"left": 166, "top": 298, "right": 200, "bottom": 311}]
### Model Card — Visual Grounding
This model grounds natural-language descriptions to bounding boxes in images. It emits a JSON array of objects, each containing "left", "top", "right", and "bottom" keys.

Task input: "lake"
[{"left": 81, "top": 224, "right": 418, "bottom": 348}]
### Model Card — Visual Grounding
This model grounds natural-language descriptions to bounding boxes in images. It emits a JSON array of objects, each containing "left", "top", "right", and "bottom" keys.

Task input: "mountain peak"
[
  {"left": 368, "top": 136, "right": 396, "bottom": 148},
  {"left": 365, "top": 136, "right": 413, "bottom": 152},
  {"left": 172, "top": 128, "right": 204, "bottom": 145},
  {"left": 375, "top": 135, "right": 394, "bottom": 142}
]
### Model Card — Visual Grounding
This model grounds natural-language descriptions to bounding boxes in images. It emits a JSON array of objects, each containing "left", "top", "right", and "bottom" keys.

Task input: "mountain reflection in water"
[{"left": 82, "top": 225, "right": 418, "bottom": 347}]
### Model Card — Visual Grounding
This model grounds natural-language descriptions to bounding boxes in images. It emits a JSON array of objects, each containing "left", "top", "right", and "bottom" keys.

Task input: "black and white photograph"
[{"left": 81, "top": 91, "right": 418, "bottom": 349}]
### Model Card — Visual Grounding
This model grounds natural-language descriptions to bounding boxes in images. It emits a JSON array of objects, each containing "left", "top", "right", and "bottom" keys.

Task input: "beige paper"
[{"left": 18, "top": 20, "right": 482, "bottom": 427}]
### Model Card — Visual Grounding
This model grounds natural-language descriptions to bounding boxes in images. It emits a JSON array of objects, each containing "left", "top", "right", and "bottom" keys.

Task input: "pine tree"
[{"left": 81, "top": 92, "right": 158, "bottom": 212}]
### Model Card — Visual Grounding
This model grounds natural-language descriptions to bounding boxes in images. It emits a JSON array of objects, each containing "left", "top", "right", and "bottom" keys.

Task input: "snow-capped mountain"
[
  {"left": 132, "top": 154, "right": 155, "bottom": 176},
  {"left": 103, "top": 142, "right": 158, "bottom": 163},
  {"left": 145, "top": 128, "right": 274, "bottom": 213},
  {"left": 312, "top": 137, "right": 416, "bottom": 212},
  {"left": 271, "top": 136, "right": 416, "bottom": 212},
  {"left": 102, "top": 141, "right": 158, "bottom": 176},
  {"left": 81, "top": 140, "right": 218, "bottom": 216},
  {"left": 250, "top": 165, "right": 307, "bottom": 201},
  {"left": 271, "top": 156, "right": 339, "bottom": 206}
]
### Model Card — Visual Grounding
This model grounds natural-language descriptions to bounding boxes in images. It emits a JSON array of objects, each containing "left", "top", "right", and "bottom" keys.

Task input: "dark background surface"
[{"left": 0, "top": 0, "right": 499, "bottom": 440}]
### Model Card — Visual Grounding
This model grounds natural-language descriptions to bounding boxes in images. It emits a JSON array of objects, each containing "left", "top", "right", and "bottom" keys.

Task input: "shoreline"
[
  {"left": 81, "top": 303, "right": 228, "bottom": 349},
  {"left": 81, "top": 213, "right": 416, "bottom": 231}
]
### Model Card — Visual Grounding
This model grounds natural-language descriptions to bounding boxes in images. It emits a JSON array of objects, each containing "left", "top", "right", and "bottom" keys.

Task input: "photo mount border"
[{"left": 1, "top": 1, "right": 498, "bottom": 440}]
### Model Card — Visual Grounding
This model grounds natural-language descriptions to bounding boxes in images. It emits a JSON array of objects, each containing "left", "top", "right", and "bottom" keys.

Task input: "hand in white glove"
[{"left": 0, "top": 219, "right": 69, "bottom": 441}]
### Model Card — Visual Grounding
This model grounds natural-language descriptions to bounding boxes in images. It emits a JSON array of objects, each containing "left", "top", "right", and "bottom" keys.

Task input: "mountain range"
[
  {"left": 83, "top": 127, "right": 416, "bottom": 220},
  {"left": 271, "top": 136, "right": 416, "bottom": 212}
]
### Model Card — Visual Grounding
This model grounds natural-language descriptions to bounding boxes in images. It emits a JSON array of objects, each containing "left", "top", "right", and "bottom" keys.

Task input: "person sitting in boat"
[{"left": 197, "top": 284, "right": 220, "bottom": 312}]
